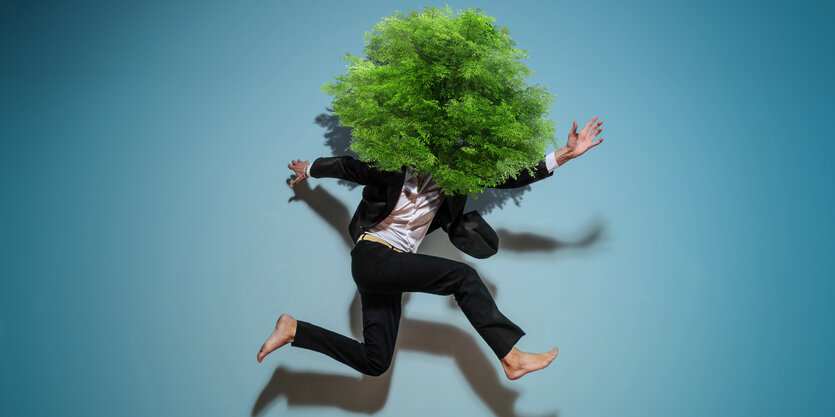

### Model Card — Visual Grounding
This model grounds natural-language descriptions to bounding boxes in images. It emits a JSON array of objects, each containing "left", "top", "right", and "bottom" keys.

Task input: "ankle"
[{"left": 501, "top": 347, "right": 520, "bottom": 366}]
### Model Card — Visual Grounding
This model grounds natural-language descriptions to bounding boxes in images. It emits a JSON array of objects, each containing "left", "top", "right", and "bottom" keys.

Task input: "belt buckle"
[{"left": 359, "top": 233, "right": 403, "bottom": 253}]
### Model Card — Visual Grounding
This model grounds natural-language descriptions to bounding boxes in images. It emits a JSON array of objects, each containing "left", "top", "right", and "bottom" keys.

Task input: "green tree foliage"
[{"left": 322, "top": 6, "right": 557, "bottom": 195}]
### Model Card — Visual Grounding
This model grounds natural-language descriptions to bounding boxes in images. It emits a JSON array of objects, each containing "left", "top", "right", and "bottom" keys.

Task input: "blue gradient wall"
[{"left": 1, "top": 1, "right": 832, "bottom": 416}]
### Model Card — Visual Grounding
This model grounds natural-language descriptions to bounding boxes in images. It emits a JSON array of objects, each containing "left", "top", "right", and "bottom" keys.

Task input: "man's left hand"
[{"left": 565, "top": 116, "right": 604, "bottom": 159}]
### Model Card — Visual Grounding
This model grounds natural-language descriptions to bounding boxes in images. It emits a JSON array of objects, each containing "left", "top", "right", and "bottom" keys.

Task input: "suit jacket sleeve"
[
  {"left": 490, "top": 159, "right": 554, "bottom": 189},
  {"left": 308, "top": 156, "right": 394, "bottom": 186}
]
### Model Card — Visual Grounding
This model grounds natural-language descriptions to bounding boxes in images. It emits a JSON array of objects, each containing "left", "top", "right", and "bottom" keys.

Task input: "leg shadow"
[
  {"left": 252, "top": 366, "right": 393, "bottom": 415},
  {"left": 253, "top": 291, "right": 557, "bottom": 417}
]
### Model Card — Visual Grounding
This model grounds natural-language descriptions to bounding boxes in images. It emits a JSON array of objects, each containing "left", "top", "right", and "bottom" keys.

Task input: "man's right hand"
[{"left": 288, "top": 159, "right": 310, "bottom": 188}]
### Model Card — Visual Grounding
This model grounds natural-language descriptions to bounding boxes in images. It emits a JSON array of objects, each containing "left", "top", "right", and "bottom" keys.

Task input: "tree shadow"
[{"left": 254, "top": 177, "right": 604, "bottom": 416}]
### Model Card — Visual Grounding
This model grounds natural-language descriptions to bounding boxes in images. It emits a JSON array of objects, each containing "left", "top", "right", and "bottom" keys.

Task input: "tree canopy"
[{"left": 322, "top": 6, "right": 557, "bottom": 195}]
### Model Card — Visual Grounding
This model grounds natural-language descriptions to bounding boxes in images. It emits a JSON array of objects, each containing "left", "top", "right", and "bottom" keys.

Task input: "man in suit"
[{"left": 258, "top": 117, "right": 604, "bottom": 380}]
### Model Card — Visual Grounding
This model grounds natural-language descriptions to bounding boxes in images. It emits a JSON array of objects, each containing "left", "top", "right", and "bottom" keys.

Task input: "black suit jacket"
[{"left": 309, "top": 156, "right": 554, "bottom": 259}]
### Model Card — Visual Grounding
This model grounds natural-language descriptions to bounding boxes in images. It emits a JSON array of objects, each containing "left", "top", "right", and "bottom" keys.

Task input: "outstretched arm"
[
  {"left": 492, "top": 116, "right": 604, "bottom": 189},
  {"left": 288, "top": 155, "right": 395, "bottom": 188}
]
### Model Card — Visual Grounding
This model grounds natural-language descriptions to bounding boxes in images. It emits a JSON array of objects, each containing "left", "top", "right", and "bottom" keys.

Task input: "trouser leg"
[
  {"left": 291, "top": 290, "right": 401, "bottom": 376},
  {"left": 351, "top": 241, "right": 525, "bottom": 359}
]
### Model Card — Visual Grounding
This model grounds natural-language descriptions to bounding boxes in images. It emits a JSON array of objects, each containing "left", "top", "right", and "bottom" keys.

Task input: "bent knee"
[
  {"left": 455, "top": 263, "right": 481, "bottom": 284},
  {"left": 365, "top": 354, "right": 393, "bottom": 377},
  {"left": 452, "top": 262, "right": 476, "bottom": 277},
  {"left": 365, "top": 366, "right": 388, "bottom": 377}
]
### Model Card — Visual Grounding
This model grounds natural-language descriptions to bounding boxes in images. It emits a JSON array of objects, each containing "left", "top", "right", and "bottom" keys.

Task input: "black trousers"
[{"left": 291, "top": 239, "right": 525, "bottom": 376}]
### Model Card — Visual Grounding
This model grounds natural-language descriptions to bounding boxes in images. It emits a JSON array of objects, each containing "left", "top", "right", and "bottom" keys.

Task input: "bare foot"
[
  {"left": 501, "top": 346, "right": 559, "bottom": 380},
  {"left": 257, "top": 313, "right": 297, "bottom": 363}
]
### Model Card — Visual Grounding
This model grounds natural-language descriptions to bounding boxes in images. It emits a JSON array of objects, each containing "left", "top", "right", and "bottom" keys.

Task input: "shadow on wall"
[{"left": 252, "top": 112, "right": 606, "bottom": 417}]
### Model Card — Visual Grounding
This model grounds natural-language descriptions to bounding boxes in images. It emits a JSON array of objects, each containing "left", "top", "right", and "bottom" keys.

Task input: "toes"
[{"left": 257, "top": 344, "right": 269, "bottom": 362}]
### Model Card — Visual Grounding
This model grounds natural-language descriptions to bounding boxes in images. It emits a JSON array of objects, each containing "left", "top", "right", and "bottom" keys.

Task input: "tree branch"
[{"left": 413, "top": 44, "right": 433, "bottom": 65}]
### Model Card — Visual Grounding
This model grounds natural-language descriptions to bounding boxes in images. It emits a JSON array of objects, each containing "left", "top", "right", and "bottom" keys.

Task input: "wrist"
[{"left": 554, "top": 147, "right": 574, "bottom": 166}]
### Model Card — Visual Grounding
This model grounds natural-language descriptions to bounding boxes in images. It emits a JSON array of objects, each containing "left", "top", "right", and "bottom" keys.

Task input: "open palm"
[{"left": 566, "top": 116, "right": 604, "bottom": 158}]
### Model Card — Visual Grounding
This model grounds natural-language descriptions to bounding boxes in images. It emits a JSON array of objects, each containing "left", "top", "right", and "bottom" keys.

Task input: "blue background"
[{"left": 2, "top": 1, "right": 833, "bottom": 416}]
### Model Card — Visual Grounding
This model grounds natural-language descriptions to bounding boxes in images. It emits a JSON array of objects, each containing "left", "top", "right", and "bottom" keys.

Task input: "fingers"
[
  {"left": 288, "top": 160, "right": 299, "bottom": 188},
  {"left": 288, "top": 159, "right": 309, "bottom": 172},
  {"left": 571, "top": 121, "right": 578, "bottom": 135},
  {"left": 287, "top": 159, "right": 310, "bottom": 188},
  {"left": 582, "top": 116, "right": 598, "bottom": 134},
  {"left": 583, "top": 120, "right": 603, "bottom": 142}
]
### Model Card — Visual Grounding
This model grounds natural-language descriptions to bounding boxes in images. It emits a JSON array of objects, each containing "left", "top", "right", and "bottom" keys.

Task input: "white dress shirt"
[
  {"left": 366, "top": 169, "right": 445, "bottom": 253},
  {"left": 306, "top": 152, "right": 560, "bottom": 253}
]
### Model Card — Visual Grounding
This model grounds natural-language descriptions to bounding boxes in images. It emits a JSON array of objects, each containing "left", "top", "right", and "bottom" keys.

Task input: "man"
[{"left": 258, "top": 117, "right": 604, "bottom": 380}]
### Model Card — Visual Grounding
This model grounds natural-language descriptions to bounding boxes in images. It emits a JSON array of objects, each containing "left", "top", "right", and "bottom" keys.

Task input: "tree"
[{"left": 322, "top": 6, "right": 557, "bottom": 196}]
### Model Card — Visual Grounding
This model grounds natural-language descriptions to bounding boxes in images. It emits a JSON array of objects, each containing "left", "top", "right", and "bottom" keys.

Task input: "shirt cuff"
[
  {"left": 304, "top": 163, "right": 312, "bottom": 178},
  {"left": 545, "top": 151, "right": 559, "bottom": 173}
]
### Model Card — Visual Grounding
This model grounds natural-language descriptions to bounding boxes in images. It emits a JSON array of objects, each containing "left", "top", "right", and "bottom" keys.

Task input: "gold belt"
[{"left": 357, "top": 233, "right": 405, "bottom": 253}]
